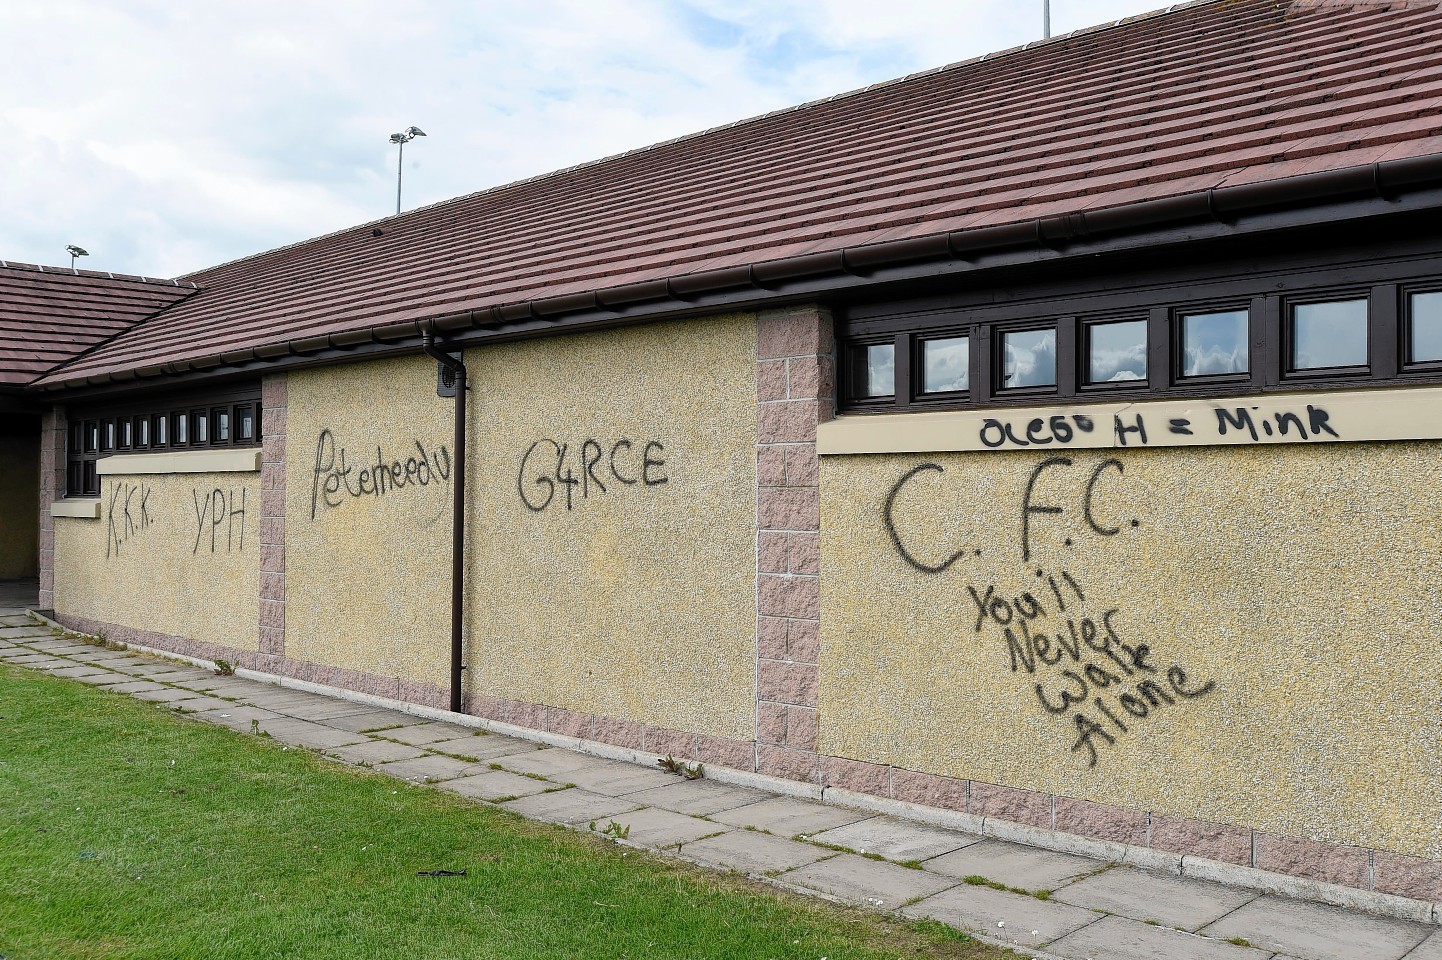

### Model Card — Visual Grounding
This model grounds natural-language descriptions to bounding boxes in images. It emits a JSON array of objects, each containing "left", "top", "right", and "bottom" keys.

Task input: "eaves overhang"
[{"left": 31, "top": 152, "right": 1442, "bottom": 401}]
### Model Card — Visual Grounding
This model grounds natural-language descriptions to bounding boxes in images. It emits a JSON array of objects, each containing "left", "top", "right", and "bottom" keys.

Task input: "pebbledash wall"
[{"left": 40, "top": 306, "right": 1442, "bottom": 904}]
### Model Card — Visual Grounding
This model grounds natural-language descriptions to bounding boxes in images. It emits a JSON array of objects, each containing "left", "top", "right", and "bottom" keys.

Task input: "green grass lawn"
[{"left": 0, "top": 662, "right": 1013, "bottom": 960}]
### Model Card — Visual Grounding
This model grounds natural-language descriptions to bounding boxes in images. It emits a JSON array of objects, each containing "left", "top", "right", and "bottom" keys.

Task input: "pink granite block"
[
  {"left": 822, "top": 757, "right": 889, "bottom": 796},
  {"left": 758, "top": 745, "right": 820, "bottom": 783},
  {"left": 1054, "top": 797, "right": 1148, "bottom": 846},
  {"left": 1148, "top": 814, "right": 1252, "bottom": 865},
  {"left": 1254, "top": 832, "right": 1370, "bottom": 887},
  {"left": 969, "top": 781, "right": 1052, "bottom": 828}
]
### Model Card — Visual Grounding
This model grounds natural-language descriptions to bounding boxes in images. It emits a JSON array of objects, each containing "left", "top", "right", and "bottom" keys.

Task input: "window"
[
  {"left": 1289, "top": 298, "right": 1368, "bottom": 372},
  {"left": 1084, "top": 319, "right": 1147, "bottom": 385},
  {"left": 1180, "top": 308, "right": 1249, "bottom": 378},
  {"left": 63, "top": 384, "right": 262, "bottom": 497},
  {"left": 1407, "top": 290, "right": 1442, "bottom": 365},
  {"left": 920, "top": 335, "right": 969, "bottom": 394},
  {"left": 1000, "top": 328, "right": 1056, "bottom": 389},
  {"left": 839, "top": 267, "right": 1442, "bottom": 412}
]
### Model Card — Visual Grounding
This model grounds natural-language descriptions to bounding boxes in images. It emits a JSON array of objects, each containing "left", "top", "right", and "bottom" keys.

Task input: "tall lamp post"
[
  {"left": 389, "top": 125, "right": 426, "bottom": 216},
  {"left": 1044, "top": 0, "right": 1051, "bottom": 38}
]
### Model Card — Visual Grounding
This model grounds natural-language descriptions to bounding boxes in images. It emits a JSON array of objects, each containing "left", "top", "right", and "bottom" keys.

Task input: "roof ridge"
[
  {"left": 0, "top": 260, "right": 197, "bottom": 289},
  {"left": 179, "top": 0, "right": 1225, "bottom": 284}
]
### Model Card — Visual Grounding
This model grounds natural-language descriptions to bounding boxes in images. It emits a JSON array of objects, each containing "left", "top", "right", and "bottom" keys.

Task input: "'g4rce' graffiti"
[
  {"left": 310, "top": 428, "right": 451, "bottom": 520},
  {"left": 192, "top": 488, "right": 248, "bottom": 554},
  {"left": 518, "top": 438, "right": 669, "bottom": 512},
  {"left": 882, "top": 455, "right": 1216, "bottom": 769},
  {"left": 106, "top": 481, "right": 153, "bottom": 558}
]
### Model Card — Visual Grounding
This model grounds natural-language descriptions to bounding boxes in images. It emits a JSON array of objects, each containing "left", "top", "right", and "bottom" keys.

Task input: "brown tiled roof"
[
  {"left": 0, "top": 263, "right": 195, "bottom": 389},
  {"left": 35, "top": 0, "right": 1442, "bottom": 388}
]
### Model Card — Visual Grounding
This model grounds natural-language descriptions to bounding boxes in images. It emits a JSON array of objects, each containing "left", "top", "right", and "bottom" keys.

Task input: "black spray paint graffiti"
[
  {"left": 979, "top": 403, "right": 1339, "bottom": 450},
  {"left": 310, "top": 429, "right": 451, "bottom": 520},
  {"left": 884, "top": 456, "right": 1136, "bottom": 570},
  {"left": 192, "top": 488, "right": 248, "bottom": 554},
  {"left": 883, "top": 456, "right": 1215, "bottom": 769},
  {"left": 105, "top": 481, "right": 153, "bottom": 558},
  {"left": 518, "top": 438, "right": 669, "bottom": 512}
]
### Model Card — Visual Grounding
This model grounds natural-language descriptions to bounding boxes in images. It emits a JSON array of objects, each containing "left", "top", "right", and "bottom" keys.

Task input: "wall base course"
[{"left": 1254, "top": 831, "right": 1372, "bottom": 888}]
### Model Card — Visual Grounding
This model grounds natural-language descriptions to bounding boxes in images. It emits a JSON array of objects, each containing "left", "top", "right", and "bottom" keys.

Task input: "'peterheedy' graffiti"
[{"left": 310, "top": 428, "right": 451, "bottom": 520}]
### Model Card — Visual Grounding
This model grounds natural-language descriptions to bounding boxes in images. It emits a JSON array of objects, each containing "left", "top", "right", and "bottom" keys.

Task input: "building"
[{"left": 7, "top": 0, "right": 1442, "bottom": 911}]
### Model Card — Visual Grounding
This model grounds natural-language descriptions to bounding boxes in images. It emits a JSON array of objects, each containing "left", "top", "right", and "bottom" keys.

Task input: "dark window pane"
[
  {"left": 86, "top": 421, "right": 99, "bottom": 453},
  {"left": 154, "top": 415, "right": 167, "bottom": 446},
  {"left": 120, "top": 419, "right": 132, "bottom": 449},
  {"left": 174, "top": 413, "right": 188, "bottom": 445},
  {"left": 1086, "top": 320, "right": 1147, "bottom": 384},
  {"left": 67, "top": 462, "right": 82, "bottom": 496},
  {"left": 1410, "top": 291, "right": 1442, "bottom": 364},
  {"left": 921, "top": 336, "right": 969, "bottom": 393},
  {"left": 214, "top": 408, "right": 230, "bottom": 442},
  {"left": 137, "top": 417, "right": 149, "bottom": 447},
  {"left": 1181, "top": 309, "right": 1249, "bottom": 377},
  {"left": 857, "top": 343, "right": 894, "bottom": 397},
  {"left": 68, "top": 423, "right": 83, "bottom": 454},
  {"left": 238, "top": 406, "right": 255, "bottom": 441},
  {"left": 195, "top": 412, "right": 208, "bottom": 444},
  {"left": 103, "top": 421, "right": 115, "bottom": 451},
  {"left": 1292, "top": 299, "right": 1368, "bottom": 370},
  {"left": 83, "top": 461, "right": 97, "bottom": 496},
  {"left": 1001, "top": 328, "right": 1056, "bottom": 388}
]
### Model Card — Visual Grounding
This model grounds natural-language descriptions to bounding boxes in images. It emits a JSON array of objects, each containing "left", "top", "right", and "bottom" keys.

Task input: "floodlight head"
[
  {"left": 389, "top": 132, "right": 405, "bottom": 144},
  {"left": 406, "top": 126, "right": 426, "bottom": 137},
  {"left": 65, "top": 245, "right": 89, "bottom": 258}
]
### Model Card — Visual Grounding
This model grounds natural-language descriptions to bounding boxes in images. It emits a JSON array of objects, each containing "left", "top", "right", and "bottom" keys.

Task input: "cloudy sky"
[{"left": 4, "top": 1, "right": 1165, "bottom": 278}]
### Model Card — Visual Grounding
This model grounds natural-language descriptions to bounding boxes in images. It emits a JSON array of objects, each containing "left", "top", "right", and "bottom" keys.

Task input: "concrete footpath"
[{"left": 2, "top": 602, "right": 1439, "bottom": 960}]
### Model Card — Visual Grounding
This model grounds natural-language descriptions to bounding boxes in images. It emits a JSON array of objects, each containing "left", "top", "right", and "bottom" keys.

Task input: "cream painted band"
[
  {"left": 818, "top": 386, "right": 1442, "bottom": 455},
  {"left": 50, "top": 498, "right": 101, "bottom": 519},
  {"left": 97, "top": 448, "right": 262, "bottom": 475}
]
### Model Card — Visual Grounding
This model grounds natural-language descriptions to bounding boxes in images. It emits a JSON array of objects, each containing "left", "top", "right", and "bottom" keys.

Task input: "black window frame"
[
  {"left": 838, "top": 262, "right": 1442, "bottom": 414},
  {"left": 63, "top": 383, "right": 262, "bottom": 497}
]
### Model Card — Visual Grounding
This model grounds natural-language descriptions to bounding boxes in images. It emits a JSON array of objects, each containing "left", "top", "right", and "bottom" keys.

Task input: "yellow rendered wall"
[
  {"left": 463, "top": 315, "right": 758, "bottom": 739},
  {"left": 0, "top": 432, "right": 39, "bottom": 578},
  {"left": 53, "top": 471, "right": 260, "bottom": 650},
  {"left": 820, "top": 443, "right": 1442, "bottom": 859},
  {"left": 284, "top": 354, "right": 452, "bottom": 686},
  {"left": 284, "top": 315, "right": 759, "bottom": 738}
]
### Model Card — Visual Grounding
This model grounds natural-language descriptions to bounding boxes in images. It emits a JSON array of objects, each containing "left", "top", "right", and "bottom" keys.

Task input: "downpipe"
[{"left": 421, "top": 330, "right": 467, "bottom": 714}]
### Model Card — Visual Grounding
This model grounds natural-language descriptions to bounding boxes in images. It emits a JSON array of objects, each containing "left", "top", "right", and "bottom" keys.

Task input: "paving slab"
[
  {"left": 194, "top": 705, "right": 287, "bottom": 733},
  {"left": 325, "top": 739, "right": 430, "bottom": 766},
  {"left": 807, "top": 816, "right": 978, "bottom": 863},
  {"left": 0, "top": 626, "right": 56, "bottom": 639},
  {"left": 592, "top": 806, "right": 725, "bottom": 849},
  {"left": 69, "top": 671, "right": 136, "bottom": 686},
  {"left": 270, "top": 699, "right": 384, "bottom": 722},
  {"left": 500, "top": 788, "right": 641, "bottom": 825},
  {"left": 245, "top": 718, "right": 366, "bottom": 750},
  {"left": 137, "top": 667, "right": 218, "bottom": 683},
  {"left": 14, "top": 657, "right": 73, "bottom": 668},
  {"left": 123, "top": 663, "right": 198, "bottom": 679},
  {"left": 165, "top": 696, "right": 237, "bottom": 713},
  {"left": 560, "top": 761, "right": 680, "bottom": 796},
  {"left": 375, "top": 753, "right": 485, "bottom": 783},
  {"left": 1048, "top": 914, "right": 1271, "bottom": 960},
  {"left": 47, "top": 665, "right": 119, "bottom": 679},
  {"left": 710, "top": 796, "right": 873, "bottom": 837},
  {"left": 495, "top": 747, "right": 620, "bottom": 779},
  {"left": 96, "top": 680, "right": 170, "bottom": 695},
  {"left": 924, "top": 838, "right": 1102, "bottom": 891},
  {"left": 132, "top": 687, "right": 213, "bottom": 704},
  {"left": 172, "top": 676, "right": 258, "bottom": 695},
  {"left": 438, "top": 769, "right": 555, "bottom": 802},
  {"left": 1199, "top": 895, "right": 1431, "bottom": 960},
  {"left": 622, "top": 779, "right": 771, "bottom": 816},
  {"left": 422, "top": 735, "right": 539, "bottom": 761},
  {"left": 315, "top": 710, "right": 425, "bottom": 734},
  {"left": 902, "top": 883, "right": 1101, "bottom": 949},
  {"left": 375, "top": 721, "right": 477, "bottom": 746},
  {"left": 781, "top": 853, "right": 956, "bottom": 908},
  {"left": 1053, "top": 865, "right": 1258, "bottom": 931},
  {"left": 1402, "top": 932, "right": 1442, "bottom": 960},
  {"left": 681, "top": 829, "right": 830, "bottom": 875}
]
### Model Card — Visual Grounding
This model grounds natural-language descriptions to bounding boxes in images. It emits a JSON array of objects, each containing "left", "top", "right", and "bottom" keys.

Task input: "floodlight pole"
[
  {"left": 1044, "top": 0, "right": 1051, "bottom": 39},
  {"left": 396, "top": 139, "right": 405, "bottom": 216}
]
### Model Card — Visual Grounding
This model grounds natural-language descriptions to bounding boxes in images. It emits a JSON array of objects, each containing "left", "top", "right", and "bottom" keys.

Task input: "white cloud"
[{"left": 0, "top": 0, "right": 1166, "bottom": 277}]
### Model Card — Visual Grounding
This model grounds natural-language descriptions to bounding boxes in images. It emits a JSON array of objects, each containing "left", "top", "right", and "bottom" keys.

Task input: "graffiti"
[
  {"left": 883, "top": 455, "right": 1215, "bottom": 769},
  {"left": 978, "top": 401, "right": 1339, "bottom": 450},
  {"left": 192, "top": 488, "right": 247, "bottom": 554},
  {"left": 310, "top": 429, "right": 451, "bottom": 520},
  {"left": 883, "top": 456, "right": 1138, "bottom": 569},
  {"left": 105, "top": 481, "right": 153, "bottom": 558},
  {"left": 518, "top": 438, "right": 669, "bottom": 512}
]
